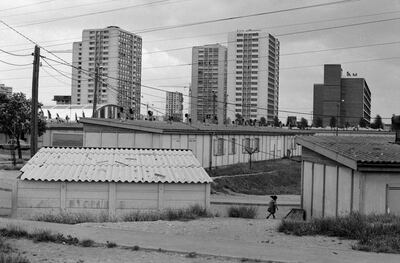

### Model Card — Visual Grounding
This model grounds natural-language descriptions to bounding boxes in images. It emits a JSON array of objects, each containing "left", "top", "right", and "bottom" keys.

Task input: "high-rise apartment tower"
[
  {"left": 227, "top": 30, "right": 279, "bottom": 123},
  {"left": 71, "top": 26, "right": 142, "bottom": 118},
  {"left": 190, "top": 44, "right": 227, "bottom": 124},
  {"left": 165, "top": 91, "right": 183, "bottom": 121}
]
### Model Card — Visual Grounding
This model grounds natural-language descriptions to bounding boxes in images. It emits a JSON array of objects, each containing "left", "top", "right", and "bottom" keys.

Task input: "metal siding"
[{"left": 20, "top": 147, "right": 212, "bottom": 183}]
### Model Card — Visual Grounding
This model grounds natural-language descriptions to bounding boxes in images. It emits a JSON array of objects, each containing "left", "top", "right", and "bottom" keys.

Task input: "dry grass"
[
  {"left": 279, "top": 212, "right": 400, "bottom": 253},
  {"left": 228, "top": 206, "right": 258, "bottom": 219},
  {"left": 210, "top": 158, "right": 301, "bottom": 195}
]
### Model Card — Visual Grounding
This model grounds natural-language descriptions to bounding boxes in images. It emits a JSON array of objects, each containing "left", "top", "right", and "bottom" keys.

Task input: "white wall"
[
  {"left": 302, "top": 161, "right": 358, "bottom": 219},
  {"left": 84, "top": 131, "right": 301, "bottom": 168},
  {"left": 14, "top": 180, "right": 209, "bottom": 219}
]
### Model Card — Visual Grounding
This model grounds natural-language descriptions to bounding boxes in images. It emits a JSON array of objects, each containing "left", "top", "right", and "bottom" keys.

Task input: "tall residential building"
[
  {"left": 165, "top": 91, "right": 183, "bottom": 121},
  {"left": 71, "top": 26, "right": 142, "bottom": 118},
  {"left": 313, "top": 64, "right": 371, "bottom": 127},
  {"left": 227, "top": 30, "right": 279, "bottom": 123},
  {"left": 0, "top": 84, "right": 12, "bottom": 97},
  {"left": 190, "top": 44, "right": 227, "bottom": 124}
]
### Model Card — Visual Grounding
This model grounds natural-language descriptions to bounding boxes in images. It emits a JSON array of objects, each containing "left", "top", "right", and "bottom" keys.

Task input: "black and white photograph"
[{"left": 0, "top": 0, "right": 399, "bottom": 262}]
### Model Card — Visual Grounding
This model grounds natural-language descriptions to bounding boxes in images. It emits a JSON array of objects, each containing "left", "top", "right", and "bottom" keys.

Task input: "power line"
[
  {"left": 134, "top": 0, "right": 359, "bottom": 33},
  {"left": 0, "top": 0, "right": 55, "bottom": 13},
  {"left": 0, "top": 59, "right": 31, "bottom": 66},
  {"left": 0, "top": 48, "right": 31, "bottom": 57}
]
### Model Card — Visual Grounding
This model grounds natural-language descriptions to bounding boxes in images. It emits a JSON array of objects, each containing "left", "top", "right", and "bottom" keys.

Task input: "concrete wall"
[
  {"left": 14, "top": 180, "right": 210, "bottom": 219},
  {"left": 83, "top": 131, "right": 301, "bottom": 168}
]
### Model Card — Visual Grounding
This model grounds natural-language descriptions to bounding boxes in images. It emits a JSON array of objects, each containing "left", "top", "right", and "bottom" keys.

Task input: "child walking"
[{"left": 266, "top": 195, "right": 278, "bottom": 219}]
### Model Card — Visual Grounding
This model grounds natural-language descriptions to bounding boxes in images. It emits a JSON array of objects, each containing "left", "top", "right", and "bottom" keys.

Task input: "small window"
[
  {"left": 229, "top": 138, "right": 236, "bottom": 155},
  {"left": 213, "top": 138, "right": 224, "bottom": 156}
]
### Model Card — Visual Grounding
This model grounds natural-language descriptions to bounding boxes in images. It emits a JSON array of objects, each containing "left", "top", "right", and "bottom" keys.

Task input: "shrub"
[
  {"left": 80, "top": 239, "right": 94, "bottom": 247},
  {"left": 132, "top": 245, "right": 140, "bottom": 251},
  {"left": 228, "top": 206, "right": 257, "bottom": 219},
  {"left": 106, "top": 241, "right": 117, "bottom": 248},
  {"left": 0, "top": 225, "right": 28, "bottom": 239},
  {"left": 33, "top": 212, "right": 96, "bottom": 225},
  {"left": 30, "top": 229, "right": 56, "bottom": 243}
]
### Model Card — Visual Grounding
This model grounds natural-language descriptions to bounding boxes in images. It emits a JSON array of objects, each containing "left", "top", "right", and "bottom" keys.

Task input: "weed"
[
  {"left": 0, "top": 253, "right": 30, "bottom": 263},
  {"left": 279, "top": 212, "right": 400, "bottom": 253},
  {"left": 0, "top": 225, "right": 28, "bottom": 239},
  {"left": 186, "top": 252, "right": 197, "bottom": 258},
  {"left": 132, "top": 245, "right": 140, "bottom": 251},
  {"left": 228, "top": 206, "right": 257, "bottom": 219},
  {"left": 30, "top": 230, "right": 56, "bottom": 243},
  {"left": 79, "top": 239, "right": 94, "bottom": 247},
  {"left": 106, "top": 241, "right": 117, "bottom": 248}
]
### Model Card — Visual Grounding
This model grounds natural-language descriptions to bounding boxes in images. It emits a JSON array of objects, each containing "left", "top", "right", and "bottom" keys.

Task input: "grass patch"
[
  {"left": 279, "top": 212, "right": 400, "bottom": 253},
  {"left": 0, "top": 234, "right": 30, "bottom": 263},
  {"left": 210, "top": 158, "right": 301, "bottom": 195},
  {"left": 228, "top": 206, "right": 257, "bottom": 219}
]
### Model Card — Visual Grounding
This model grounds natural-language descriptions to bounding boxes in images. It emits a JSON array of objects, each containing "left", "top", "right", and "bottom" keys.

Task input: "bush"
[
  {"left": 80, "top": 239, "right": 94, "bottom": 247},
  {"left": 228, "top": 206, "right": 257, "bottom": 219},
  {"left": 106, "top": 241, "right": 117, "bottom": 248},
  {"left": 279, "top": 212, "right": 400, "bottom": 253},
  {"left": 0, "top": 225, "right": 28, "bottom": 239},
  {"left": 33, "top": 212, "right": 97, "bottom": 225}
]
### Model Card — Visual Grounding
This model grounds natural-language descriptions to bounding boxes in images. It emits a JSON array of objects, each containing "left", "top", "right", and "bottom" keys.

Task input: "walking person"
[{"left": 266, "top": 195, "right": 278, "bottom": 219}]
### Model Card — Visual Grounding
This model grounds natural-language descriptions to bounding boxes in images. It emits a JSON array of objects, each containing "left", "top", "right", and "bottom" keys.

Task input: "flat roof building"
[
  {"left": 313, "top": 64, "right": 371, "bottom": 127},
  {"left": 71, "top": 26, "right": 142, "bottom": 119},
  {"left": 165, "top": 91, "right": 183, "bottom": 121},
  {"left": 227, "top": 30, "right": 279, "bottom": 123},
  {"left": 191, "top": 44, "right": 227, "bottom": 124}
]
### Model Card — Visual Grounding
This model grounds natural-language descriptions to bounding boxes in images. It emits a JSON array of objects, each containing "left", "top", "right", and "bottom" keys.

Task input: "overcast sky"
[{"left": 0, "top": 0, "right": 399, "bottom": 122}]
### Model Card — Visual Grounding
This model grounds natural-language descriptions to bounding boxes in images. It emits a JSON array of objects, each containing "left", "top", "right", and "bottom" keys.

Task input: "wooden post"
[{"left": 30, "top": 45, "right": 40, "bottom": 157}]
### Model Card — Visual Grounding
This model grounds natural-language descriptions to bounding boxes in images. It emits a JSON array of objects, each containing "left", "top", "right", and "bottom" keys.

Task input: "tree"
[
  {"left": 0, "top": 92, "right": 46, "bottom": 159},
  {"left": 273, "top": 116, "right": 280, "bottom": 127},
  {"left": 313, "top": 117, "right": 323, "bottom": 128},
  {"left": 300, "top": 118, "right": 308, "bottom": 130},
  {"left": 371, "top": 114, "right": 384, "bottom": 129},
  {"left": 235, "top": 113, "right": 243, "bottom": 125},
  {"left": 359, "top": 117, "right": 368, "bottom": 128},
  {"left": 259, "top": 117, "right": 266, "bottom": 126},
  {"left": 329, "top": 116, "right": 337, "bottom": 128}
]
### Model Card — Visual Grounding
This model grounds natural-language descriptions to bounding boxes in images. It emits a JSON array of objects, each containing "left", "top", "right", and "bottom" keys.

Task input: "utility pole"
[
  {"left": 30, "top": 45, "right": 40, "bottom": 157},
  {"left": 92, "top": 66, "right": 99, "bottom": 118}
]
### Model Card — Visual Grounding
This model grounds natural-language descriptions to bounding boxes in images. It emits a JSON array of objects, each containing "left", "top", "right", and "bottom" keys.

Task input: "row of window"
[{"left": 214, "top": 138, "right": 260, "bottom": 156}]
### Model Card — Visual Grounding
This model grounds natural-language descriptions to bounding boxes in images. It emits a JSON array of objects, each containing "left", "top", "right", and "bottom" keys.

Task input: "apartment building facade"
[
  {"left": 165, "top": 91, "right": 183, "bottom": 121},
  {"left": 71, "top": 26, "right": 142, "bottom": 119},
  {"left": 313, "top": 64, "right": 371, "bottom": 127},
  {"left": 190, "top": 44, "right": 227, "bottom": 124},
  {"left": 0, "top": 84, "right": 12, "bottom": 98},
  {"left": 227, "top": 30, "right": 280, "bottom": 123}
]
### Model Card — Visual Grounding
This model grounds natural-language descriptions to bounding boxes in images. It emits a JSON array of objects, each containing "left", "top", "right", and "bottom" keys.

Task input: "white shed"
[
  {"left": 297, "top": 135, "right": 400, "bottom": 219},
  {"left": 13, "top": 147, "right": 212, "bottom": 219}
]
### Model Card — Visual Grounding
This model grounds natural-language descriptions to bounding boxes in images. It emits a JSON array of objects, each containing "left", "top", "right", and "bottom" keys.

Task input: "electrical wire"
[
  {"left": 0, "top": 59, "right": 31, "bottom": 66},
  {"left": 0, "top": 48, "right": 31, "bottom": 57}
]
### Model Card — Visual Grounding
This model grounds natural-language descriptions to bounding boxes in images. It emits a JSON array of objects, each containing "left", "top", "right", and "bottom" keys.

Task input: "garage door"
[{"left": 387, "top": 187, "right": 400, "bottom": 215}]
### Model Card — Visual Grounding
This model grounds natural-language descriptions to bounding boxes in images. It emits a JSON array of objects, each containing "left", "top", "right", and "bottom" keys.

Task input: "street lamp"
[{"left": 336, "top": 99, "right": 344, "bottom": 136}]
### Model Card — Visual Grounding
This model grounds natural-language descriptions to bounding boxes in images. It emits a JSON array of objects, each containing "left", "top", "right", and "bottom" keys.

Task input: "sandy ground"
[
  {"left": 8, "top": 238, "right": 253, "bottom": 263},
  {"left": 80, "top": 218, "right": 355, "bottom": 252}
]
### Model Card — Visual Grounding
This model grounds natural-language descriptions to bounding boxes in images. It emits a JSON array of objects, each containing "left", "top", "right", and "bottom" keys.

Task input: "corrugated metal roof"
[
  {"left": 20, "top": 147, "right": 212, "bottom": 183},
  {"left": 297, "top": 136, "right": 400, "bottom": 165}
]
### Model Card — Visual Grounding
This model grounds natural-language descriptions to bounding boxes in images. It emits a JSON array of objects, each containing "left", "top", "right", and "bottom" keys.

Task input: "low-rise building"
[{"left": 296, "top": 135, "right": 400, "bottom": 219}]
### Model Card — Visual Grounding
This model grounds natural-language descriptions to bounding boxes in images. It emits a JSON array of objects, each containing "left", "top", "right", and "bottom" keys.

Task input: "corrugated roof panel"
[{"left": 20, "top": 147, "right": 212, "bottom": 183}]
